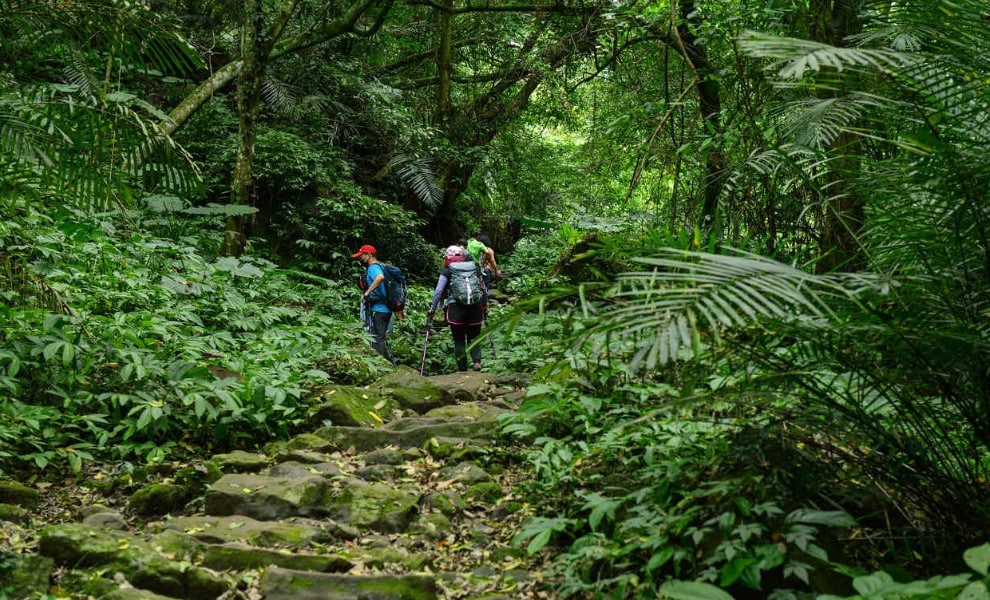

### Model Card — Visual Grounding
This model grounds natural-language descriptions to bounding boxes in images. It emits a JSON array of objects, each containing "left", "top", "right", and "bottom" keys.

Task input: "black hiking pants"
[
  {"left": 369, "top": 311, "right": 395, "bottom": 364},
  {"left": 451, "top": 323, "right": 481, "bottom": 370}
]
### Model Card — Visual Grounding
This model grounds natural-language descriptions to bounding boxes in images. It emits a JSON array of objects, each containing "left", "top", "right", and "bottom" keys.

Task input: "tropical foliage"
[{"left": 2, "top": 0, "right": 990, "bottom": 597}]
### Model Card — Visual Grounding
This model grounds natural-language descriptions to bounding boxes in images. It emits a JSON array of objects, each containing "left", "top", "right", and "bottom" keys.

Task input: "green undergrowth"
[
  {"left": 0, "top": 201, "right": 394, "bottom": 474},
  {"left": 495, "top": 224, "right": 990, "bottom": 598}
]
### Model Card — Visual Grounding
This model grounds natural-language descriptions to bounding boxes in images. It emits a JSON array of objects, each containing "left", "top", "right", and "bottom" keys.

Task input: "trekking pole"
[{"left": 419, "top": 311, "right": 433, "bottom": 375}]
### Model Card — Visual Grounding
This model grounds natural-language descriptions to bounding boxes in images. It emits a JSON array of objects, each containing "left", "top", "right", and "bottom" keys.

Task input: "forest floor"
[{"left": 1, "top": 368, "right": 560, "bottom": 600}]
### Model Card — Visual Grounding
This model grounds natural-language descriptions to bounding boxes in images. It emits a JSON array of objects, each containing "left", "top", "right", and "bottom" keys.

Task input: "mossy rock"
[
  {"left": 0, "top": 479, "right": 39, "bottom": 509},
  {"left": 0, "top": 502, "right": 30, "bottom": 524},
  {"left": 437, "top": 462, "right": 491, "bottom": 485},
  {"left": 159, "top": 515, "right": 323, "bottom": 548},
  {"left": 39, "top": 523, "right": 227, "bottom": 599},
  {"left": 464, "top": 482, "right": 502, "bottom": 504},
  {"left": 201, "top": 543, "right": 352, "bottom": 572},
  {"left": 308, "top": 384, "right": 397, "bottom": 427},
  {"left": 372, "top": 365, "right": 446, "bottom": 413},
  {"left": 208, "top": 450, "right": 271, "bottom": 473},
  {"left": 260, "top": 568, "right": 438, "bottom": 600},
  {"left": 284, "top": 433, "right": 335, "bottom": 452},
  {"left": 422, "top": 492, "right": 466, "bottom": 517},
  {"left": 409, "top": 512, "right": 452, "bottom": 541},
  {"left": 129, "top": 483, "right": 191, "bottom": 517},
  {"left": 174, "top": 461, "right": 223, "bottom": 488},
  {"left": 0, "top": 553, "right": 54, "bottom": 598},
  {"left": 105, "top": 588, "right": 181, "bottom": 600}
]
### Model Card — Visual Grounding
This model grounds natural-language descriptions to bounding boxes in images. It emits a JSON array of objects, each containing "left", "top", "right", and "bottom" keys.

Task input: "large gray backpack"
[{"left": 448, "top": 261, "right": 484, "bottom": 305}]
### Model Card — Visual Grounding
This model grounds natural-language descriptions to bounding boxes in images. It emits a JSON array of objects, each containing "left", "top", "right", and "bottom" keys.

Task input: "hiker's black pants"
[
  {"left": 369, "top": 311, "right": 394, "bottom": 364},
  {"left": 451, "top": 323, "right": 481, "bottom": 370}
]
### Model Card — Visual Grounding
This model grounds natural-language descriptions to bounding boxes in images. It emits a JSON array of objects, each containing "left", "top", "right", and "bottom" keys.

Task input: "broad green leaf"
[
  {"left": 960, "top": 581, "right": 990, "bottom": 600},
  {"left": 526, "top": 528, "right": 552, "bottom": 555},
  {"left": 852, "top": 571, "right": 898, "bottom": 595},
  {"left": 720, "top": 557, "right": 757, "bottom": 587},
  {"left": 646, "top": 547, "right": 674, "bottom": 573},
  {"left": 964, "top": 543, "right": 990, "bottom": 576}
]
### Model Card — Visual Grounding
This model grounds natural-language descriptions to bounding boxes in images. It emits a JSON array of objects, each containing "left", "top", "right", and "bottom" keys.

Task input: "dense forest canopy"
[{"left": 3, "top": 0, "right": 990, "bottom": 597}]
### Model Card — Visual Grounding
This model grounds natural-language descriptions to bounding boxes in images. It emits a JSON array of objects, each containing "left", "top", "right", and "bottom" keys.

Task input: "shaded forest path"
[{"left": 6, "top": 367, "right": 550, "bottom": 600}]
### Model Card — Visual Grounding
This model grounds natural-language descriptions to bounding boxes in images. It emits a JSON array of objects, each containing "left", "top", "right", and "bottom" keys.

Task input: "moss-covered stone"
[
  {"left": 492, "top": 501, "right": 524, "bottom": 520},
  {"left": 409, "top": 512, "right": 452, "bottom": 541},
  {"left": 422, "top": 492, "right": 466, "bottom": 517},
  {"left": 272, "top": 449, "right": 332, "bottom": 465},
  {"left": 0, "top": 479, "right": 39, "bottom": 509},
  {"left": 174, "top": 461, "right": 223, "bottom": 488},
  {"left": 160, "top": 515, "right": 322, "bottom": 548},
  {"left": 284, "top": 433, "right": 335, "bottom": 452},
  {"left": 0, "top": 553, "right": 54, "bottom": 597},
  {"left": 208, "top": 450, "right": 271, "bottom": 473},
  {"left": 82, "top": 511, "right": 128, "bottom": 530},
  {"left": 264, "top": 461, "right": 342, "bottom": 479},
  {"left": 364, "top": 448, "right": 405, "bottom": 465},
  {"left": 129, "top": 483, "right": 191, "bottom": 516},
  {"left": 437, "top": 462, "right": 491, "bottom": 485},
  {"left": 205, "top": 474, "right": 331, "bottom": 520},
  {"left": 372, "top": 365, "right": 446, "bottom": 414},
  {"left": 315, "top": 417, "right": 491, "bottom": 452},
  {"left": 346, "top": 545, "right": 434, "bottom": 571},
  {"left": 201, "top": 543, "right": 352, "bottom": 573},
  {"left": 260, "top": 567, "right": 438, "bottom": 600},
  {"left": 354, "top": 464, "right": 399, "bottom": 482},
  {"left": 308, "top": 385, "right": 396, "bottom": 427},
  {"left": 464, "top": 482, "right": 503, "bottom": 504},
  {"left": 105, "top": 588, "right": 180, "bottom": 600},
  {"left": 151, "top": 529, "right": 204, "bottom": 560},
  {"left": 424, "top": 402, "right": 505, "bottom": 421},
  {"left": 327, "top": 478, "right": 419, "bottom": 533},
  {"left": 38, "top": 523, "right": 227, "bottom": 599},
  {"left": 0, "top": 502, "right": 30, "bottom": 524}
]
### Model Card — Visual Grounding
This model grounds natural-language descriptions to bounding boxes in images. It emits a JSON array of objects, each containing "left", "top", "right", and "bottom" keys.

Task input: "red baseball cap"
[{"left": 351, "top": 244, "right": 377, "bottom": 258}]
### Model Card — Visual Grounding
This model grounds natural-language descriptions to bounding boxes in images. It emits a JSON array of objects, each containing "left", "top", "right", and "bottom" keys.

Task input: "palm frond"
[
  {"left": 0, "top": 83, "right": 200, "bottom": 208},
  {"left": 739, "top": 31, "right": 916, "bottom": 81},
  {"left": 1, "top": 0, "right": 203, "bottom": 78},
  {"left": 578, "top": 248, "right": 887, "bottom": 370}
]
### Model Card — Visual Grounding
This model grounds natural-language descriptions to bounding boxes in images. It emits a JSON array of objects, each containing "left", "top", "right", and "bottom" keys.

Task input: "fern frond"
[
  {"left": 579, "top": 248, "right": 887, "bottom": 370},
  {"left": 387, "top": 154, "right": 443, "bottom": 209},
  {"left": 262, "top": 78, "right": 299, "bottom": 114}
]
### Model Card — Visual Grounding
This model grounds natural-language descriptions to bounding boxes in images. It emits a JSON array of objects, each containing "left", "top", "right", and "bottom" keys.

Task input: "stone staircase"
[{"left": 6, "top": 367, "right": 544, "bottom": 599}]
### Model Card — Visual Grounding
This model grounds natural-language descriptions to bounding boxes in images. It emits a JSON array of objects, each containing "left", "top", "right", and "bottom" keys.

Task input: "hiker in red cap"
[{"left": 352, "top": 244, "right": 395, "bottom": 364}]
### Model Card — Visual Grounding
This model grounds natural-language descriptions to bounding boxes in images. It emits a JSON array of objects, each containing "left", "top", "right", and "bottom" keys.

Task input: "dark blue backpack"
[
  {"left": 381, "top": 264, "right": 408, "bottom": 314},
  {"left": 360, "top": 263, "right": 408, "bottom": 314}
]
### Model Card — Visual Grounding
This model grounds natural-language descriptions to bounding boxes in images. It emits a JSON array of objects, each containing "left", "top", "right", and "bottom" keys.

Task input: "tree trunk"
[
  {"left": 223, "top": 0, "right": 266, "bottom": 256},
  {"left": 436, "top": 0, "right": 454, "bottom": 121},
  {"left": 675, "top": 0, "right": 725, "bottom": 234},
  {"left": 811, "top": 0, "right": 866, "bottom": 272}
]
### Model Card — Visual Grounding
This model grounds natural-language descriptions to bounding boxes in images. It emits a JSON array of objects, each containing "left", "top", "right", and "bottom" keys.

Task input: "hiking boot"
[{"left": 473, "top": 361, "right": 482, "bottom": 371}]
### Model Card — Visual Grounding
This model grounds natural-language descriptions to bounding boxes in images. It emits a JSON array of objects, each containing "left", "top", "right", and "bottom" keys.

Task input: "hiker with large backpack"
[
  {"left": 427, "top": 245, "right": 487, "bottom": 371},
  {"left": 352, "top": 243, "right": 400, "bottom": 364}
]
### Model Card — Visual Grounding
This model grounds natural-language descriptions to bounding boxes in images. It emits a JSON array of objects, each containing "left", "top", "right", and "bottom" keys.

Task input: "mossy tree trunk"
[
  {"left": 811, "top": 0, "right": 866, "bottom": 272},
  {"left": 675, "top": 0, "right": 726, "bottom": 235},
  {"left": 224, "top": 0, "right": 267, "bottom": 256}
]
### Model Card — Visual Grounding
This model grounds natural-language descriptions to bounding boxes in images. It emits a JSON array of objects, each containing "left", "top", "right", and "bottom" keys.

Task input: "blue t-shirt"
[{"left": 365, "top": 263, "right": 390, "bottom": 314}]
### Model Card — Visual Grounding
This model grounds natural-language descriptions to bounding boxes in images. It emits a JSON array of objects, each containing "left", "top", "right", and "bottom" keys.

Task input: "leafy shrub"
[{"left": 0, "top": 200, "right": 390, "bottom": 473}]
